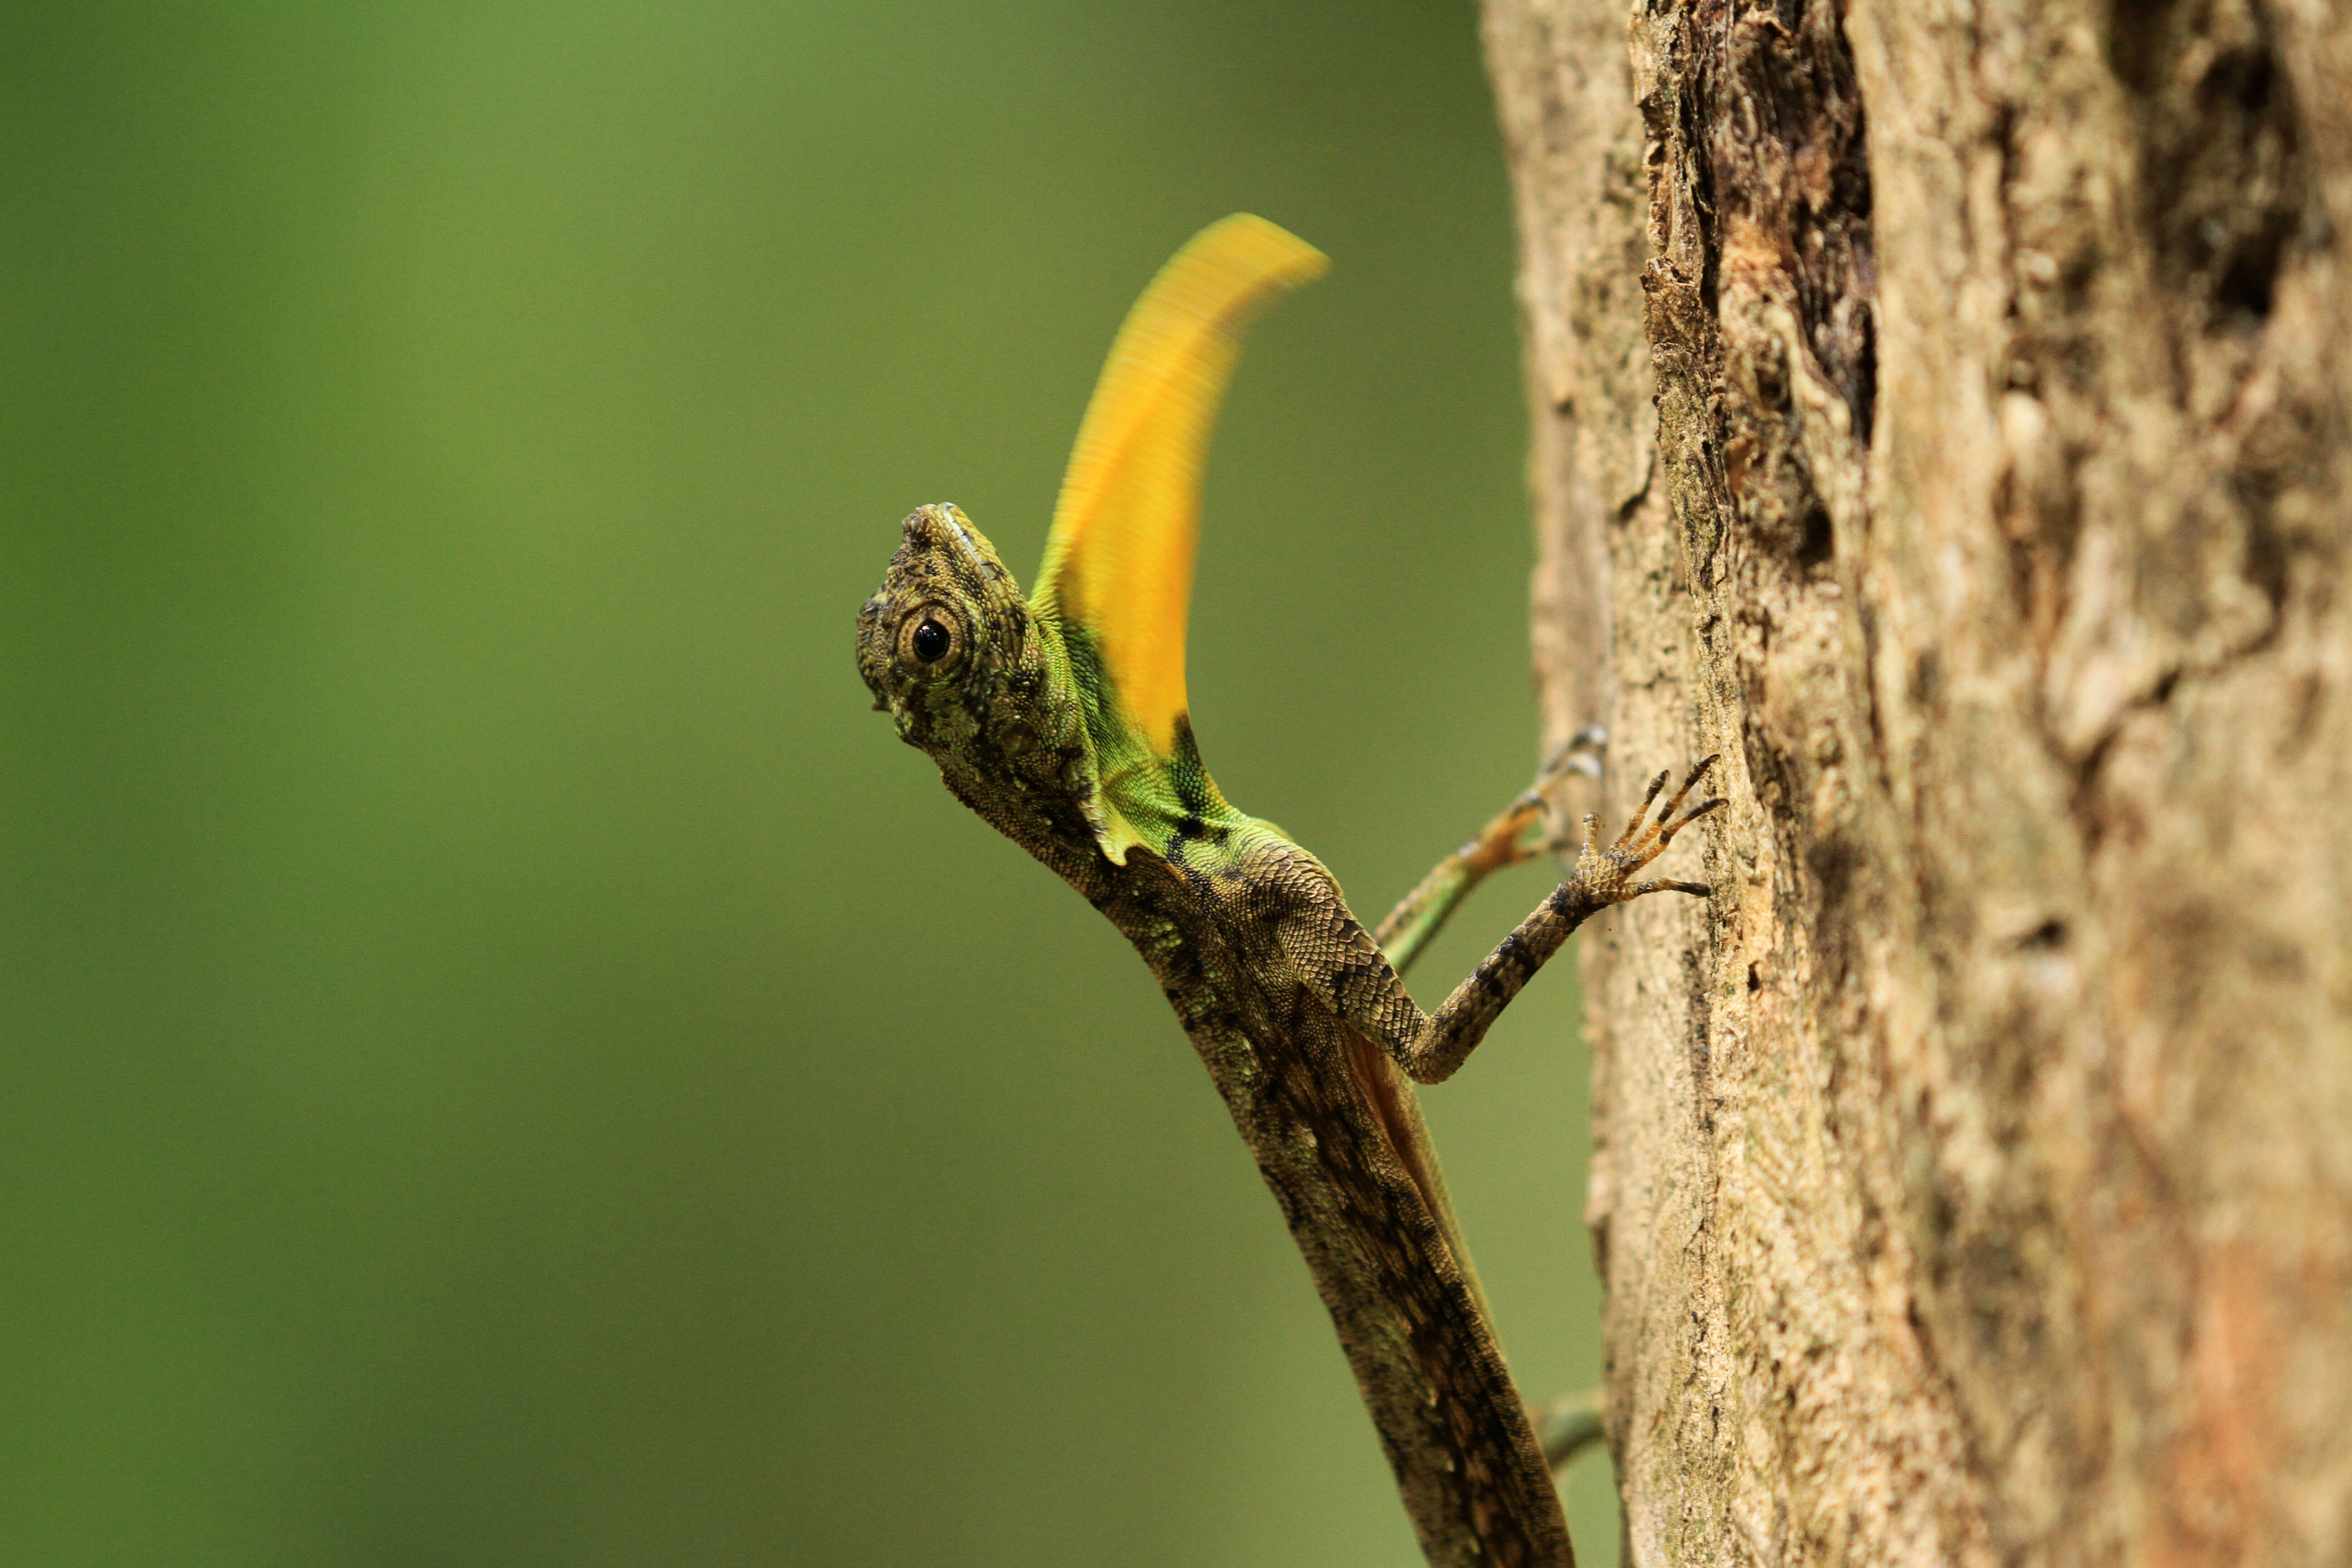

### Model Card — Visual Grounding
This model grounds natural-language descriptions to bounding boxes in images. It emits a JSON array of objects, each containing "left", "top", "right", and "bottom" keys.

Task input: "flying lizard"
[{"left": 856, "top": 215, "right": 1720, "bottom": 1568}]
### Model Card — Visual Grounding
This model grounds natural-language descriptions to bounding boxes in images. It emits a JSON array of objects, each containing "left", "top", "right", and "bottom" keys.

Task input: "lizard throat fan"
[{"left": 1034, "top": 214, "right": 1328, "bottom": 760}]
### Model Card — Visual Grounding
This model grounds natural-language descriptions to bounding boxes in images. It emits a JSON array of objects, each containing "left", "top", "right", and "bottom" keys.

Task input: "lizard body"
[{"left": 854, "top": 217, "right": 1718, "bottom": 1567}]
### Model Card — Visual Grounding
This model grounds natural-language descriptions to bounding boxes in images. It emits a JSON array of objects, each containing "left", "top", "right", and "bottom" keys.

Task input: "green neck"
[{"left": 1051, "top": 612, "right": 1258, "bottom": 869}]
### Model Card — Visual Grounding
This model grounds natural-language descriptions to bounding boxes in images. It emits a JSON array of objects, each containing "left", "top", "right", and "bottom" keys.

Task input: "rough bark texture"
[{"left": 1484, "top": 2, "right": 2352, "bottom": 1563}]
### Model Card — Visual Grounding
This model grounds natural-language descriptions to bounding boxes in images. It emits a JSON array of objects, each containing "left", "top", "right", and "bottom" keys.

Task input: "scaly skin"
[{"left": 858, "top": 503, "right": 1721, "bottom": 1568}]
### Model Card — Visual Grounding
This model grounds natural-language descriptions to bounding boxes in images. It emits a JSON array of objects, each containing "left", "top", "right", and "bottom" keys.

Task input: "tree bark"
[{"left": 1484, "top": 2, "right": 2352, "bottom": 1563}]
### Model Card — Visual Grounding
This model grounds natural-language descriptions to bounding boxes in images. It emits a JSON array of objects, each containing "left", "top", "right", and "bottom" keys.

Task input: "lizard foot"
[
  {"left": 1541, "top": 723, "right": 1608, "bottom": 784},
  {"left": 1570, "top": 755, "right": 1724, "bottom": 904},
  {"left": 1481, "top": 726, "right": 1612, "bottom": 870},
  {"left": 1531, "top": 1388, "right": 1607, "bottom": 1471},
  {"left": 1455, "top": 727, "right": 1612, "bottom": 875}
]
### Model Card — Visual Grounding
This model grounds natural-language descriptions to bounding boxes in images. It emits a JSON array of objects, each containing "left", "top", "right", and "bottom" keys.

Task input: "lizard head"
[{"left": 857, "top": 504, "right": 1098, "bottom": 842}]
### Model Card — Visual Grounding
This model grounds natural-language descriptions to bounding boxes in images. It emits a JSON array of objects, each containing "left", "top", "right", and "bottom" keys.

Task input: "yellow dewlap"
[{"left": 1034, "top": 214, "right": 1327, "bottom": 755}]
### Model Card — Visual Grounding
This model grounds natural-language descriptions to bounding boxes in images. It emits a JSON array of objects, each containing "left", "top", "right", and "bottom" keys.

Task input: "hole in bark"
[
  {"left": 2205, "top": 39, "right": 2276, "bottom": 115},
  {"left": 2215, "top": 236, "right": 2282, "bottom": 318},
  {"left": 2016, "top": 919, "right": 2068, "bottom": 951},
  {"left": 1797, "top": 503, "right": 1834, "bottom": 567}
]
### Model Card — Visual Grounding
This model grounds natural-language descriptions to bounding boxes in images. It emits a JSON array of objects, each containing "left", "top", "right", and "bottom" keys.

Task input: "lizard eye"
[{"left": 899, "top": 604, "right": 963, "bottom": 670}]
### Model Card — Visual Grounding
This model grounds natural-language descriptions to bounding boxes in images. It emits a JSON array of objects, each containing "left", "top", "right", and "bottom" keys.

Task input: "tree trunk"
[{"left": 1483, "top": 2, "right": 2352, "bottom": 1563}]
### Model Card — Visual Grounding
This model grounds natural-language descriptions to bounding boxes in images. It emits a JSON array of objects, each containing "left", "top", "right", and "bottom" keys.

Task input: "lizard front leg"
[
  {"left": 1372, "top": 726, "right": 1605, "bottom": 979},
  {"left": 1396, "top": 756, "right": 1722, "bottom": 1084},
  {"left": 1285, "top": 756, "right": 1723, "bottom": 1087}
]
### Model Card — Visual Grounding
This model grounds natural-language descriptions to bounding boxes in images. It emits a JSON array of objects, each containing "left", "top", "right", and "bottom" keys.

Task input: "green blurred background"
[{"left": 1, "top": 3, "right": 1617, "bottom": 1563}]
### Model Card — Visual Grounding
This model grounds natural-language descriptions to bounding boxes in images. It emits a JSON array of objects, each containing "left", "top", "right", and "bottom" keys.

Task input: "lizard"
[{"left": 855, "top": 213, "right": 1721, "bottom": 1568}]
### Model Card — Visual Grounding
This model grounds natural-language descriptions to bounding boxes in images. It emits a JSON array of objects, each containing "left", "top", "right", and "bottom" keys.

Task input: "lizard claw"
[{"left": 1572, "top": 755, "right": 1724, "bottom": 906}]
